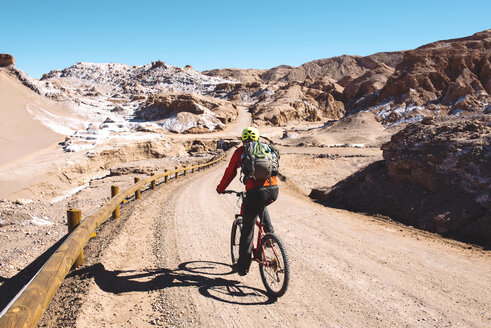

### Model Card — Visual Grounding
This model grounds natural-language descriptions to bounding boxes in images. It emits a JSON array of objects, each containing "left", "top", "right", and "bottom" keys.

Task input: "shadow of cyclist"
[{"left": 69, "top": 260, "right": 276, "bottom": 305}]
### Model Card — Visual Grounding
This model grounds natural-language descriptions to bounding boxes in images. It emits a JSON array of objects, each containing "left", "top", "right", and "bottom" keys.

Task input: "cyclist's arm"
[{"left": 217, "top": 147, "right": 242, "bottom": 193}]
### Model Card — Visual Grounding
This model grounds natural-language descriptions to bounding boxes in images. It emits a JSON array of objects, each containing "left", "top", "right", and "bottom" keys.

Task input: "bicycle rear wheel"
[
  {"left": 230, "top": 218, "right": 242, "bottom": 265},
  {"left": 259, "top": 233, "right": 290, "bottom": 297}
]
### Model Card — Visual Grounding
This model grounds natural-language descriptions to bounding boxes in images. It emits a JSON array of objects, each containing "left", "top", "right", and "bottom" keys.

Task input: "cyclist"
[{"left": 216, "top": 127, "right": 279, "bottom": 276}]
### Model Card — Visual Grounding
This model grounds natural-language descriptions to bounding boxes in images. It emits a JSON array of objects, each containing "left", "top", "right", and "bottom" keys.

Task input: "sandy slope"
[
  {"left": 0, "top": 69, "right": 87, "bottom": 198},
  {"left": 0, "top": 70, "right": 64, "bottom": 165},
  {"left": 69, "top": 160, "right": 490, "bottom": 328}
]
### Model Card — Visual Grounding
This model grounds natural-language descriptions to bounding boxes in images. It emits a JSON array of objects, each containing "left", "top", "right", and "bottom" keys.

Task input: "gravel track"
[{"left": 37, "top": 158, "right": 491, "bottom": 328}]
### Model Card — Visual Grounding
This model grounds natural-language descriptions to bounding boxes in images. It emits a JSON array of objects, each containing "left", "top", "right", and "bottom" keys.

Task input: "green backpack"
[{"left": 241, "top": 141, "right": 280, "bottom": 182}]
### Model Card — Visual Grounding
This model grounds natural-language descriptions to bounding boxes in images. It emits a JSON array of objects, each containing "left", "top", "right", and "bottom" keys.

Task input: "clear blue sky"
[{"left": 1, "top": 0, "right": 490, "bottom": 78}]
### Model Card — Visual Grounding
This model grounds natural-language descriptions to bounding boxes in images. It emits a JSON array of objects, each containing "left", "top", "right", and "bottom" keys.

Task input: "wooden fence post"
[
  {"left": 184, "top": 167, "right": 187, "bottom": 176},
  {"left": 164, "top": 169, "right": 168, "bottom": 183},
  {"left": 67, "top": 209, "right": 84, "bottom": 268},
  {"left": 175, "top": 166, "right": 178, "bottom": 179},
  {"left": 111, "top": 185, "right": 120, "bottom": 219},
  {"left": 134, "top": 177, "right": 141, "bottom": 199},
  {"left": 151, "top": 173, "right": 156, "bottom": 189}
]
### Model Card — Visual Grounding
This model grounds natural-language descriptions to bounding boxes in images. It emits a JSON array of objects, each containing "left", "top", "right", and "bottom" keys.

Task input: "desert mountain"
[
  {"left": 265, "top": 52, "right": 404, "bottom": 84},
  {"left": 1, "top": 29, "right": 489, "bottom": 143},
  {"left": 205, "top": 30, "right": 490, "bottom": 127},
  {"left": 204, "top": 52, "right": 404, "bottom": 84},
  {"left": 360, "top": 29, "right": 491, "bottom": 124}
]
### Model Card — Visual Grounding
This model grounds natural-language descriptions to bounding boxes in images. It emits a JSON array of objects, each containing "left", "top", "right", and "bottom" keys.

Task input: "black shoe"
[{"left": 231, "top": 263, "right": 248, "bottom": 276}]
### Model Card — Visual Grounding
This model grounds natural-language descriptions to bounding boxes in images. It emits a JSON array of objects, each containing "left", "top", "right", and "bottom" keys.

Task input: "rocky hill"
[
  {"left": 310, "top": 116, "right": 491, "bottom": 247},
  {"left": 360, "top": 30, "right": 491, "bottom": 125},
  {"left": 204, "top": 30, "right": 490, "bottom": 127},
  {"left": 3, "top": 61, "right": 240, "bottom": 147},
  {"left": 3, "top": 29, "right": 489, "bottom": 144},
  {"left": 134, "top": 93, "right": 238, "bottom": 133},
  {"left": 250, "top": 83, "right": 345, "bottom": 125}
]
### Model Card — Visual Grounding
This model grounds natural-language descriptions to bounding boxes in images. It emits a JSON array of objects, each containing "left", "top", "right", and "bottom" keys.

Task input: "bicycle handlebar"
[{"left": 221, "top": 190, "right": 243, "bottom": 197}]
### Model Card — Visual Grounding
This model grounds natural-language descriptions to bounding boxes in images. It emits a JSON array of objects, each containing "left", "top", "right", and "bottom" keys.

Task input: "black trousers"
[{"left": 237, "top": 185, "right": 279, "bottom": 272}]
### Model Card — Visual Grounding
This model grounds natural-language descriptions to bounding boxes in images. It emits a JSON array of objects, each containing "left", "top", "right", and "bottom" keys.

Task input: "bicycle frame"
[
  {"left": 235, "top": 205, "right": 278, "bottom": 267},
  {"left": 232, "top": 191, "right": 278, "bottom": 268},
  {"left": 224, "top": 189, "right": 290, "bottom": 297},
  {"left": 252, "top": 217, "right": 268, "bottom": 266}
]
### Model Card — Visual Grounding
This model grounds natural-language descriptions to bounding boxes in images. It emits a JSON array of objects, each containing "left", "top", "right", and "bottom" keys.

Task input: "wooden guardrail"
[{"left": 0, "top": 153, "right": 226, "bottom": 328}]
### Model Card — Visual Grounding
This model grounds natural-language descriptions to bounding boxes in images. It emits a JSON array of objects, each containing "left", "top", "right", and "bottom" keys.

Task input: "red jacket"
[{"left": 217, "top": 146, "right": 278, "bottom": 192}]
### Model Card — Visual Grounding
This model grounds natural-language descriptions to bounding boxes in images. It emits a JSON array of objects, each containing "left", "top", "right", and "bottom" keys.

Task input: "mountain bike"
[{"left": 222, "top": 190, "right": 290, "bottom": 297}]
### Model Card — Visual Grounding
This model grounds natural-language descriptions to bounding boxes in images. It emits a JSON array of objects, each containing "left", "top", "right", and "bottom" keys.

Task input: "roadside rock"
[
  {"left": 310, "top": 116, "right": 491, "bottom": 246},
  {"left": 382, "top": 116, "right": 490, "bottom": 203}
]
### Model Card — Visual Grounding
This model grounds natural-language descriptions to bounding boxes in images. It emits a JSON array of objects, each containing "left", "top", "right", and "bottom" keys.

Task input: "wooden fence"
[{"left": 0, "top": 154, "right": 226, "bottom": 328}]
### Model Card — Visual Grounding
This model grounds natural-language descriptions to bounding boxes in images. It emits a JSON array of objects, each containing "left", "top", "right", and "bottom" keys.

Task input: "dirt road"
[{"left": 57, "top": 158, "right": 491, "bottom": 328}]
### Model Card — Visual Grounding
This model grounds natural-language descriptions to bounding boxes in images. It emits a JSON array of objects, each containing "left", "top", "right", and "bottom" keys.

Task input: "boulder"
[{"left": 0, "top": 54, "right": 15, "bottom": 67}]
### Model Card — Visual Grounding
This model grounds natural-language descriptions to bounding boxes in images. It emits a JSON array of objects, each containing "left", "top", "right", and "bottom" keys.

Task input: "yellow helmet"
[{"left": 241, "top": 127, "right": 260, "bottom": 141}]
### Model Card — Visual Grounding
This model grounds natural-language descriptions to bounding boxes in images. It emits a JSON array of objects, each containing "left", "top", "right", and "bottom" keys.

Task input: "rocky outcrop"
[
  {"left": 212, "top": 81, "right": 265, "bottom": 103},
  {"left": 134, "top": 93, "right": 238, "bottom": 133},
  {"left": 381, "top": 116, "right": 490, "bottom": 207},
  {"left": 202, "top": 68, "right": 267, "bottom": 84},
  {"left": 343, "top": 64, "right": 395, "bottom": 110},
  {"left": 250, "top": 83, "right": 345, "bottom": 126},
  {"left": 310, "top": 116, "right": 491, "bottom": 247},
  {"left": 0, "top": 54, "right": 15, "bottom": 67},
  {"left": 364, "top": 30, "right": 491, "bottom": 123}
]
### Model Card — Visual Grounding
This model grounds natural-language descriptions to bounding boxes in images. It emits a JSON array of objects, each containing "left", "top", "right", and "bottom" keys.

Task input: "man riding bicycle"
[{"left": 216, "top": 127, "right": 279, "bottom": 276}]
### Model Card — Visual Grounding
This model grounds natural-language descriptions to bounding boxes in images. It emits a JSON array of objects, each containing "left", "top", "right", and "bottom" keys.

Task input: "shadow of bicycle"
[{"left": 69, "top": 260, "right": 276, "bottom": 305}]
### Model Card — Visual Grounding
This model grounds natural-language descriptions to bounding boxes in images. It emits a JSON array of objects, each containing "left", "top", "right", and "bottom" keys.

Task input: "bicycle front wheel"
[
  {"left": 230, "top": 218, "right": 242, "bottom": 265},
  {"left": 259, "top": 233, "right": 290, "bottom": 297}
]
